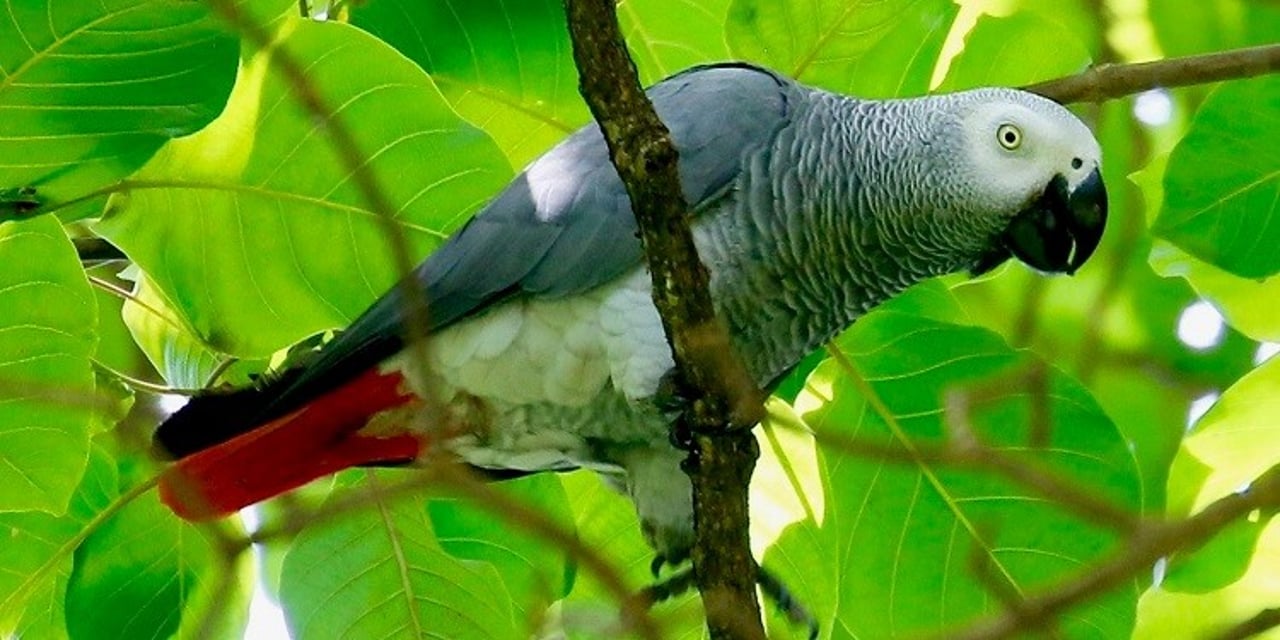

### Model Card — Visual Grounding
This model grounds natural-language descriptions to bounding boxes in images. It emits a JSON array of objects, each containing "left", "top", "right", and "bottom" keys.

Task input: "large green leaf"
[
  {"left": 0, "top": 0, "right": 240, "bottom": 218},
  {"left": 766, "top": 311, "right": 1142, "bottom": 638},
  {"left": 427, "top": 475, "right": 574, "bottom": 622},
  {"left": 620, "top": 0, "right": 733, "bottom": 82},
  {"left": 1149, "top": 0, "right": 1280, "bottom": 58},
  {"left": 0, "top": 447, "right": 114, "bottom": 637},
  {"left": 350, "top": 0, "right": 588, "bottom": 168},
  {"left": 938, "top": 11, "right": 1091, "bottom": 91},
  {"left": 0, "top": 216, "right": 96, "bottom": 513},
  {"left": 726, "top": 0, "right": 955, "bottom": 92},
  {"left": 1152, "top": 76, "right": 1280, "bottom": 279},
  {"left": 66, "top": 480, "right": 252, "bottom": 640},
  {"left": 280, "top": 472, "right": 520, "bottom": 639},
  {"left": 94, "top": 17, "right": 512, "bottom": 360}
]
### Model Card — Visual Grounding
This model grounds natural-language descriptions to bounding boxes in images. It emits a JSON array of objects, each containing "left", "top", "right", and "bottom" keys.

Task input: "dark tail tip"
[{"left": 154, "top": 369, "right": 301, "bottom": 458}]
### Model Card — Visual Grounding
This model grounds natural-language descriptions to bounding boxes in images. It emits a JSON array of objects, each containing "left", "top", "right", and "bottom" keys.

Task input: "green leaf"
[
  {"left": 66, "top": 482, "right": 252, "bottom": 640},
  {"left": 1172, "top": 357, "right": 1280, "bottom": 515},
  {"left": 1152, "top": 76, "right": 1280, "bottom": 279},
  {"left": 427, "top": 475, "right": 574, "bottom": 620},
  {"left": 1138, "top": 149, "right": 1280, "bottom": 343},
  {"left": 350, "top": 0, "right": 588, "bottom": 168},
  {"left": 938, "top": 11, "right": 1091, "bottom": 91},
  {"left": 0, "top": 0, "right": 239, "bottom": 218},
  {"left": 94, "top": 17, "right": 512, "bottom": 358},
  {"left": 830, "top": 0, "right": 957, "bottom": 98},
  {"left": 1149, "top": 0, "right": 1280, "bottom": 58},
  {"left": 1162, "top": 516, "right": 1265, "bottom": 594},
  {"left": 620, "top": 0, "right": 733, "bottom": 82},
  {"left": 767, "top": 311, "right": 1142, "bottom": 637},
  {"left": 0, "top": 216, "right": 96, "bottom": 513},
  {"left": 1150, "top": 241, "right": 1280, "bottom": 343},
  {"left": 0, "top": 447, "right": 115, "bottom": 637},
  {"left": 1135, "top": 520, "right": 1280, "bottom": 640},
  {"left": 280, "top": 473, "right": 520, "bottom": 639},
  {"left": 726, "top": 0, "right": 954, "bottom": 91}
]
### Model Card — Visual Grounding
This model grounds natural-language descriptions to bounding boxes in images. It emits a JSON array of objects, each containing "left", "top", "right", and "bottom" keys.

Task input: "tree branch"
[
  {"left": 561, "top": 1, "right": 766, "bottom": 638},
  {"left": 1028, "top": 43, "right": 1280, "bottom": 104}
]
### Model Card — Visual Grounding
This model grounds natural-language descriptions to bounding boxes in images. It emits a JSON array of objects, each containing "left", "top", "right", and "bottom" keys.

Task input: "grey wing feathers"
[{"left": 268, "top": 63, "right": 796, "bottom": 412}]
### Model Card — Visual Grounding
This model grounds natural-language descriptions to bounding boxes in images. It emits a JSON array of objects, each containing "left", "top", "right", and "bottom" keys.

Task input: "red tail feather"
[{"left": 159, "top": 368, "right": 423, "bottom": 520}]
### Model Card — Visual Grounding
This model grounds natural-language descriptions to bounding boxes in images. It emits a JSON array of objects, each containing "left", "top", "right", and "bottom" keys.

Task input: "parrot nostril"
[{"left": 1071, "top": 157, "right": 1083, "bottom": 170}]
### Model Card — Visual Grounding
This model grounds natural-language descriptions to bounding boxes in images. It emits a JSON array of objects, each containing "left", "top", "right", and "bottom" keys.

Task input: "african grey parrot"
[{"left": 155, "top": 62, "right": 1106, "bottom": 565}]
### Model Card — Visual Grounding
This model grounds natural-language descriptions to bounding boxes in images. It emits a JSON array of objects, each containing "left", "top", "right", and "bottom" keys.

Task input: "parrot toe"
[{"left": 758, "top": 566, "right": 819, "bottom": 640}]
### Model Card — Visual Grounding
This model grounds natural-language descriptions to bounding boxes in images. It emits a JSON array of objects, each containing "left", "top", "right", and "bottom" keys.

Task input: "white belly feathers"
[{"left": 380, "top": 268, "right": 676, "bottom": 472}]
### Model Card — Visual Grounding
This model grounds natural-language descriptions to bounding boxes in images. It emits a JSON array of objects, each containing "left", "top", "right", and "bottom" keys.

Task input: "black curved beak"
[{"left": 1000, "top": 169, "right": 1108, "bottom": 275}]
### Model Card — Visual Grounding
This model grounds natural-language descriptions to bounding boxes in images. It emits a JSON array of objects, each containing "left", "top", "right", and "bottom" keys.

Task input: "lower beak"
[{"left": 1001, "top": 168, "right": 1108, "bottom": 275}]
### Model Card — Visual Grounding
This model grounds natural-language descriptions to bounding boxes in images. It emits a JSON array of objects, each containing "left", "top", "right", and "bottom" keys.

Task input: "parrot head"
[{"left": 954, "top": 89, "right": 1108, "bottom": 277}]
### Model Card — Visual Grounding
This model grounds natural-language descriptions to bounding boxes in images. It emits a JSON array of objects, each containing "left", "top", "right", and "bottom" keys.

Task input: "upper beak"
[{"left": 1001, "top": 168, "right": 1108, "bottom": 275}]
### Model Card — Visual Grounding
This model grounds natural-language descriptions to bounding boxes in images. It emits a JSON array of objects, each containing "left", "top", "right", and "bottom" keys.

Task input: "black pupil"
[{"left": 1004, "top": 130, "right": 1017, "bottom": 144}]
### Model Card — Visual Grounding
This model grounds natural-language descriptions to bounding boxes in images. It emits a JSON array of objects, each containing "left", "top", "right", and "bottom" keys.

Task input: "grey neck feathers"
[{"left": 698, "top": 88, "right": 991, "bottom": 386}]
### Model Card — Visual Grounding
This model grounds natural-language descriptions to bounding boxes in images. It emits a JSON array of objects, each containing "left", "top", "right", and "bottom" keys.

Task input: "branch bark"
[
  {"left": 1028, "top": 43, "right": 1280, "bottom": 103},
  {"left": 561, "top": 1, "right": 766, "bottom": 638}
]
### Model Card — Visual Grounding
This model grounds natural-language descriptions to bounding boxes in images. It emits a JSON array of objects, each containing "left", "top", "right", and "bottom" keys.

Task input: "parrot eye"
[{"left": 997, "top": 124, "right": 1022, "bottom": 150}]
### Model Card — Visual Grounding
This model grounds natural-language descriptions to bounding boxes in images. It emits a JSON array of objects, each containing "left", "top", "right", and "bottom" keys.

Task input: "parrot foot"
[
  {"left": 640, "top": 567, "right": 696, "bottom": 605},
  {"left": 641, "top": 561, "right": 820, "bottom": 639},
  {"left": 757, "top": 566, "right": 819, "bottom": 640}
]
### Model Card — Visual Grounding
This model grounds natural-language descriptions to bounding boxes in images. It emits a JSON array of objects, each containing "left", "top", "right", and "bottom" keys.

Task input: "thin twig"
[
  {"left": 93, "top": 361, "right": 204, "bottom": 396},
  {"left": 1028, "top": 43, "right": 1280, "bottom": 104}
]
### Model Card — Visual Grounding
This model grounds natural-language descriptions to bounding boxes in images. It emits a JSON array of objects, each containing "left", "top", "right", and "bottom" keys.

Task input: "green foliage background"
[{"left": 0, "top": 0, "right": 1277, "bottom": 637}]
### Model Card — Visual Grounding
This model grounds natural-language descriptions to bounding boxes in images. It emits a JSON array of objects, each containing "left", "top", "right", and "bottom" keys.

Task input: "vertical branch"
[{"left": 561, "top": 1, "right": 766, "bottom": 638}]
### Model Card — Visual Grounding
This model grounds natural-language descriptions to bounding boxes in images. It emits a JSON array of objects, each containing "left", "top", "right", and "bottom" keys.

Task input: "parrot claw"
[
  {"left": 640, "top": 567, "right": 697, "bottom": 605},
  {"left": 641, "top": 560, "right": 820, "bottom": 639},
  {"left": 650, "top": 554, "right": 668, "bottom": 578}
]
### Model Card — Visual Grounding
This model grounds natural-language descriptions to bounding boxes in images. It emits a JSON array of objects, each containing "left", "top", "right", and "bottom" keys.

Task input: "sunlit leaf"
[
  {"left": 1173, "top": 357, "right": 1280, "bottom": 514},
  {"left": 1153, "top": 76, "right": 1280, "bottom": 279},
  {"left": 620, "top": 0, "right": 733, "bottom": 82},
  {"left": 726, "top": 0, "right": 954, "bottom": 91},
  {"left": 0, "top": 0, "right": 239, "bottom": 218},
  {"left": 350, "top": 0, "right": 588, "bottom": 168},
  {"left": 938, "top": 11, "right": 1091, "bottom": 91},
  {"left": 94, "top": 17, "right": 512, "bottom": 358},
  {"left": 1135, "top": 519, "right": 1280, "bottom": 640},
  {"left": 119, "top": 269, "right": 231, "bottom": 389},
  {"left": 0, "top": 216, "right": 96, "bottom": 513}
]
